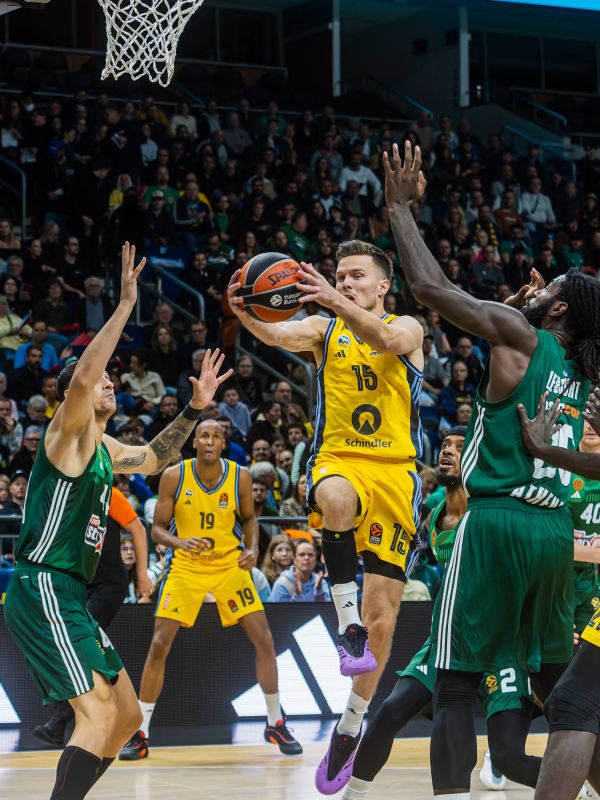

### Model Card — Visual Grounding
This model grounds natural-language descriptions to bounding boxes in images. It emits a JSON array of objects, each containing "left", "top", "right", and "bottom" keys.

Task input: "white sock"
[
  {"left": 337, "top": 689, "right": 370, "bottom": 737},
  {"left": 434, "top": 794, "right": 470, "bottom": 799},
  {"left": 332, "top": 581, "right": 361, "bottom": 635},
  {"left": 342, "top": 776, "right": 372, "bottom": 799},
  {"left": 138, "top": 701, "right": 156, "bottom": 737},
  {"left": 264, "top": 692, "right": 281, "bottom": 726}
]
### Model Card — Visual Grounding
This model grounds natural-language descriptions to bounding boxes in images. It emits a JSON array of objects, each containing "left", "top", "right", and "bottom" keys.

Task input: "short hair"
[
  {"left": 27, "top": 394, "right": 47, "bottom": 411},
  {"left": 28, "top": 344, "right": 43, "bottom": 356},
  {"left": 336, "top": 240, "right": 393, "bottom": 281},
  {"left": 57, "top": 360, "right": 79, "bottom": 402}
]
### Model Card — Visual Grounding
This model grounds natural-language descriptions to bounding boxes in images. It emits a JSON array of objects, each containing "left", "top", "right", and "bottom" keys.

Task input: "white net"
[{"left": 98, "top": 0, "right": 206, "bottom": 87}]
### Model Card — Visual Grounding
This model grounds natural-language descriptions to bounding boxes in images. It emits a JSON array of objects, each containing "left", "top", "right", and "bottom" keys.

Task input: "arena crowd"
[{"left": 0, "top": 88, "right": 599, "bottom": 602}]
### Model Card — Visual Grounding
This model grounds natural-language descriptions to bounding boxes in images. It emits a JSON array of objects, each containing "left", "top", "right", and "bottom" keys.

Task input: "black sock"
[
  {"left": 321, "top": 528, "right": 357, "bottom": 585},
  {"left": 50, "top": 746, "right": 101, "bottom": 800},
  {"left": 92, "top": 757, "right": 115, "bottom": 786}
]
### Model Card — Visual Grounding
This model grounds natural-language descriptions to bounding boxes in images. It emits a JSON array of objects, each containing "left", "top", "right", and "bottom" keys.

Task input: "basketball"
[{"left": 237, "top": 252, "right": 303, "bottom": 322}]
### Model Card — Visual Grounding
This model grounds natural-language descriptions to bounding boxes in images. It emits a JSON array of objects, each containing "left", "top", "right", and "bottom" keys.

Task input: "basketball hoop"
[{"left": 98, "top": 0, "right": 206, "bottom": 87}]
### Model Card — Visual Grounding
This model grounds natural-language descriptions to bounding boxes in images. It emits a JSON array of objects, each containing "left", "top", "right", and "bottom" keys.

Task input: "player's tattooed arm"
[{"left": 106, "top": 349, "right": 232, "bottom": 475}]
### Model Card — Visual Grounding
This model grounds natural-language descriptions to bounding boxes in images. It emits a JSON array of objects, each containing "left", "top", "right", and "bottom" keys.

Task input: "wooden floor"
[{"left": 0, "top": 734, "right": 547, "bottom": 799}]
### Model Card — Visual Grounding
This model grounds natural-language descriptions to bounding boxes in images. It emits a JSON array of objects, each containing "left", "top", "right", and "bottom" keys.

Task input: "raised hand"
[
  {"left": 584, "top": 387, "right": 600, "bottom": 437},
  {"left": 504, "top": 268, "right": 545, "bottom": 310},
  {"left": 517, "top": 391, "right": 562, "bottom": 456},
  {"left": 120, "top": 242, "right": 146, "bottom": 308},
  {"left": 383, "top": 141, "right": 427, "bottom": 208},
  {"left": 189, "top": 348, "right": 233, "bottom": 410}
]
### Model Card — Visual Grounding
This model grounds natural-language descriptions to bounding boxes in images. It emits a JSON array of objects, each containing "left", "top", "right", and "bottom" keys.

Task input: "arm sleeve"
[{"left": 109, "top": 486, "right": 138, "bottom": 527}]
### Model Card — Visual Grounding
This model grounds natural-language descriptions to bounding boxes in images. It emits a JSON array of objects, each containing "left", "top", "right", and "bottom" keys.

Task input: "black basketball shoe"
[
  {"left": 32, "top": 716, "right": 66, "bottom": 747},
  {"left": 118, "top": 730, "right": 149, "bottom": 760},
  {"left": 264, "top": 719, "right": 303, "bottom": 755}
]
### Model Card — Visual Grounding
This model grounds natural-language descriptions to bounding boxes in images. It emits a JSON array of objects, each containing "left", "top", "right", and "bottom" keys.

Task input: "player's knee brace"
[{"left": 321, "top": 528, "right": 357, "bottom": 585}]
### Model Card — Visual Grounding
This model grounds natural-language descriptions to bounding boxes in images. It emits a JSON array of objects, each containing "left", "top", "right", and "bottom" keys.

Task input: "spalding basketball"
[{"left": 237, "top": 252, "right": 303, "bottom": 322}]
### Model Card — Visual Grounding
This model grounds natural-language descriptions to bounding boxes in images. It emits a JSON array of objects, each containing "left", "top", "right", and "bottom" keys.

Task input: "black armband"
[{"left": 182, "top": 404, "right": 203, "bottom": 421}]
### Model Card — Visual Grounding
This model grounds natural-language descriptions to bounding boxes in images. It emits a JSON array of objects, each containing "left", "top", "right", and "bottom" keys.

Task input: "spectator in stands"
[
  {"left": 270, "top": 539, "right": 331, "bottom": 602},
  {"left": 498, "top": 223, "right": 533, "bottom": 267},
  {"left": 42, "top": 374, "right": 59, "bottom": 420},
  {"left": 216, "top": 416, "right": 247, "bottom": 466},
  {"left": 148, "top": 324, "right": 185, "bottom": 388},
  {"left": 176, "top": 348, "right": 206, "bottom": 408},
  {"left": 521, "top": 176, "right": 557, "bottom": 233},
  {"left": 471, "top": 244, "right": 506, "bottom": 300},
  {"left": 339, "top": 150, "right": 382, "bottom": 205},
  {"left": 32, "top": 278, "right": 69, "bottom": 343},
  {"left": 75, "top": 277, "right": 115, "bottom": 338},
  {"left": 536, "top": 244, "right": 562, "bottom": 283},
  {"left": 143, "top": 301, "right": 184, "bottom": 349},
  {"left": 13, "top": 320, "right": 60, "bottom": 372},
  {"left": 456, "top": 403, "right": 473, "bottom": 426},
  {"left": 280, "top": 211, "right": 310, "bottom": 262},
  {"left": 0, "top": 219, "right": 21, "bottom": 251},
  {"left": 173, "top": 180, "right": 212, "bottom": 248},
  {"left": 252, "top": 477, "right": 280, "bottom": 561},
  {"left": 146, "top": 395, "right": 179, "bottom": 440},
  {"left": 250, "top": 439, "right": 272, "bottom": 466},
  {"left": 142, "top": 166, "right": 179, "bottom": 210},
  {"left": 440, "top": 360, "right": 475, "bottom": 427},
  {"left": 169, "top": 101, "right": 197, "bottom": 138},
  {"left": 8, "top": 425, "right": 42, "bottom": 477},
  {"left": 23, "top": 395, "right": 48, "bottom": 428},
  {"left": 8, "top": 344, "right": 46, "bottom": 404},
  {"left": 494, "top": 189, "right": 523, "bottom": 235},
  {"left": 260, "top": 534, "right": 294, "bottom": 587},
  {"left": 223, "top": 112, "right": 252, "bottom": 157},
  {"left": 280, "top": 473, "right": 308, "bottom": 519},
  {"left": 120, "top": 350, "right": 166, "bottom": 410},
  {"left": 276, "top": 449, "right": 293, "bottom": 476},
  {"left": 218, "top": 385, "right": 252, "bottom": 439},
  {"left": 0, "top": 398, "right": 22, "bottom": 455},
  {"left": 449, "top": 337, "right": 484, "bottom": 388},
  {"left": 247, "top": 400, "right": 283, "bottom": 447},
  {"left": 5, "top": 470, "right": 28, "bottom": 514},
  {"left": 233, "top": 355, "right": 263, "bottom": 409},
  {"left": 421, "top": 334, "right": 449, "bottom": 406},
  {"left": 0, "top": 295, "right": 30, "bottom": 354},
  {"left": 143, "top": 191, "right": 175, "bottom": 246}
]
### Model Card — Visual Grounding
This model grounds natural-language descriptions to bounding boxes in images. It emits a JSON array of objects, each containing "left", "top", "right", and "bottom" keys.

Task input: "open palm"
[{"left": 189, "top": 348, "right": 233, "bottom": 410}]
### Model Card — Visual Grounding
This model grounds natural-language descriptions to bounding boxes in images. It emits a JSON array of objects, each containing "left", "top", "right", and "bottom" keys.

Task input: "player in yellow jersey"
[
  {"left": 119, "top": 420, "right": 302, "bottom": 760},
  {"left": 228, "top": 239, "right": 423, "bottom": 794}
]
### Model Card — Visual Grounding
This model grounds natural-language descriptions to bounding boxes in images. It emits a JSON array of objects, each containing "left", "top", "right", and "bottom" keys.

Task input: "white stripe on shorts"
[
  {"left": 435, "top": 511, "right": 470, "bottom": 670},
  {"left": 38, "top": 572, "right": 90, "bottom": 696}
]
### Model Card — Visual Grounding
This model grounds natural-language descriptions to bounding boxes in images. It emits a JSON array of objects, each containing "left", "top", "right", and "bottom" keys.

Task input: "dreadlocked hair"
[{"left": 557, "top": 270, "right": 600, "bottom": 383}]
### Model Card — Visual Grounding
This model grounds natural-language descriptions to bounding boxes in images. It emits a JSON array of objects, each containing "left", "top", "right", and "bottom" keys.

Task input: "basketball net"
[{"left": 98, "top": 0, "right": 206, "bottom": 87}]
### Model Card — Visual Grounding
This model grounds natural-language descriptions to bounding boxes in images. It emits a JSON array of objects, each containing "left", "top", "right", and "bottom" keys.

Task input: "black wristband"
[{"left": 182, "top": 404, "right": 202, "bottom": 421}]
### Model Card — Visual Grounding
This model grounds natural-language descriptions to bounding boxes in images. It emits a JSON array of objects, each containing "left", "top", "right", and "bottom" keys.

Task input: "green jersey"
[
  {"left": 14, "top": 435, "right": 113, "bottom": 583},
  {"left": 429, "top": 500, "right": 456, "bottom": 568},
  {"left": 569, "top": 473, "right": 600, "bottom": 575},
  {"left": 462, "top": 329, "right": 588, "bottom": 509}
]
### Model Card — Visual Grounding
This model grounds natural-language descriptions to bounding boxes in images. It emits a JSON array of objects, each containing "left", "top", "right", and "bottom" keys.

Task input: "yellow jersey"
[
  {"left": 170, "top": 457, "right": 243, "bottom": 571},
  {"left": 312, "top": 315, "right": 423, "bottom": 464}
]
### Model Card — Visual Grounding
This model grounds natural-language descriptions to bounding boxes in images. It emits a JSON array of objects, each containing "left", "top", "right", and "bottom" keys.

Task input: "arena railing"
[
  {"left": 0, "top": 153, "right": 26, "bottom": 238},
  {"left": 152, "top": 262, "right": 206, "bottom": 322},
  {"left": 235, "top": 329, "right": 316, "bottom": 416},
  {"left": 510, "top": 91, "right": 568, "bottom": 133},
  {"left": 502, "top": 124, "right": 576, "bottom": 181}
]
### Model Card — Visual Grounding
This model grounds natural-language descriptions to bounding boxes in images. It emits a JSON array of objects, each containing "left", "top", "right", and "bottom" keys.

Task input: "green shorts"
[
  {"left": 4, "top": 564, "right": 123, "bottom": 705},
  {"left": 574, "top": 566, "right": 600, "bottom": 636},
  {"left": 399, "top": 638, "right": 534, "bottom": 719},
  {"left": 430, "top": 499, "right": 574, "bottom": 673}
]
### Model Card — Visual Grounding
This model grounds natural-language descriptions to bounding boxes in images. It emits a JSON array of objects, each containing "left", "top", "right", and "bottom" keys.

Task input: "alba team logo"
[
  {"left": 337, "top": 335, "right": 350, "bottom": 348},
  {"left": 351, "top": 404, "right": 382, "bottom": 436},
  {"left": 485, "top": 675, "right": 498, "bottom": 694},
  {"left": 219, "top": 492, "right": 229, "bottom": 508}
]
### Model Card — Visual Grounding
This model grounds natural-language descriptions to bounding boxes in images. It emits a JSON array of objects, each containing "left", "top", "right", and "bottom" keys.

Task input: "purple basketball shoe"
[
  {"left": 315, "top": 725, "right": 362, "bottom": 795},
  {"left": 337, "top": 624, "right": 377, "bottom": 676}
]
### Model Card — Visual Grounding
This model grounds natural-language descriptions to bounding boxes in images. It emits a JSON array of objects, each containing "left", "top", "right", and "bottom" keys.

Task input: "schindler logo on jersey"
[{"left": 232, "top": 616, "right": 352, "bottom": 717}]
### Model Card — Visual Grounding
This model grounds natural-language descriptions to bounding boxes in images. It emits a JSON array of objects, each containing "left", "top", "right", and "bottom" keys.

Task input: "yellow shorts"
[
  {"left": 155, "top": 564, "right": 263, "bottom": 628},
  {"left": 582, "top": 607, "right": 600, "bottom": 649},
  {"left": 308, "top": 454, "right": 421, "bottom": 577}
]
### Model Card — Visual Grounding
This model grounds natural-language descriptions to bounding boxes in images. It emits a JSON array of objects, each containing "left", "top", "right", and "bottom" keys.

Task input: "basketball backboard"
[{"left": 0, "top": 0, "right": 52, "bottom": 17}]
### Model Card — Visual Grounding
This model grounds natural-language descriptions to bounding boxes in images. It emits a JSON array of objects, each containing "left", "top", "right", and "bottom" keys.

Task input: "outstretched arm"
[
  {"left": 519, "top": 392, "right": 600, "bottom": 480},
  {"left": 227, "top": 268, "right": 329, "bottom": 353},
  {"left": 104, "top": 349, "right": 232, "bottom": 474},
  {"left": 384, "top": 142, "right": 537, "bottom": 352}
]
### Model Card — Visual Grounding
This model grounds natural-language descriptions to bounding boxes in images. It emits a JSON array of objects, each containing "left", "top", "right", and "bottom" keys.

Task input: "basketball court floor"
[{"left": 0, "top": 734, "right": 545, "bottom": 799}]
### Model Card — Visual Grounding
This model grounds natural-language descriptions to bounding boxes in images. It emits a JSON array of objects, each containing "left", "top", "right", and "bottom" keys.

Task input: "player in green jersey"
[
  {"left": 568, "top": 421, "right": 600, "bottom": 635},
  {"left": 3, "top": 243, "right": 232, "bottom": 800},
  {"left": 384, "top": 140, "right": 600, "bottom": 798},
  {"left": 519, "top": 392, "right": 600, "bottom": 800},
  {"left": 343, "top": 428, "right": 542, "bottom": 800}
]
